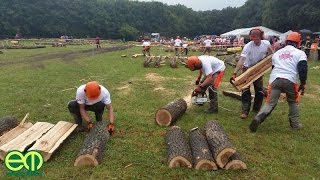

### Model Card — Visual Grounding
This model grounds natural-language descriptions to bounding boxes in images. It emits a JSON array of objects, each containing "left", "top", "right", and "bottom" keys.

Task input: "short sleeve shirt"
[
  {"left": 241, "top": 40, "right": 271, "bottom": 67},
  {"left": 198, "top": 55, "right": 226, "bottom": 76}
]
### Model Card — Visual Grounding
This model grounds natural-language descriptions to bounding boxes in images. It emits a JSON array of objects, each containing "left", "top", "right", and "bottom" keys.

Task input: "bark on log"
[
  {"left": 232, "top": 54, "right": 272, "bottom": 91},
  {"left": 189, "top": 128, "right": 217, "bottom": 170},
  {"left": 74, "top": 121, "right": 110, "bottom": 166},
  {"left": 0, "top": 116, "right": 18, "bottom": 136},
  {"left": 225, "top": 152, "right": 247, "bottom": 170},
  {"left": 166, "top": 126, "right": 192, "bottom": 168},
  {"left": 155, "top": 99, "right": 187, "bottom": 126},
  {"left": 204, "top": 120, "right": 236, "bottom": 168}
]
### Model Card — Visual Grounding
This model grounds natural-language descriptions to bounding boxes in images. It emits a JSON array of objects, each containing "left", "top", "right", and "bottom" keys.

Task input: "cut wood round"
[
  {"left": 225, "top": 153, "right": 247, "bottom": 170},
  {"left": 74, "top": 121, "right": 110, "bottom": 167},
  {"left": 189, "top": 127, "right": 217, "bottom": 170},
  {"left": 143, "top": 61, "right": 150, "bottom": 67},
  {"left": 166, "top": 126, "right": 192, "bottom": 168},
  {"left": 170, "top": 62, "right": 178, "bottom": 68},
  {"left": 155, "top": 99, "right": 187, "bottom": 126},
  {"left": 204, "top": 120, "right": 236, "bottom": 168},
  {"left": 0, "top": 116, "right": 18, "bottom": 136}
]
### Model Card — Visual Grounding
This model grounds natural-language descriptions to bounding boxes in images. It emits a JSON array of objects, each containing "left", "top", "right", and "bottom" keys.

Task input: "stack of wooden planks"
[{"left": 0, "top": 121, "right": 77, "bottom": 162}]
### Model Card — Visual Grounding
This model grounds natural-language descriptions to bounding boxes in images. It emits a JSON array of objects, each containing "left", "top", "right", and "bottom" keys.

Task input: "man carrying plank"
[
  {"left": 230, "top": 28, "right": 273, "bottom": 119},
  {"left": 68, "top": 81, "right": 115, "bottom": 134},
  {"left": 249, "top": 32, "right": 307, "bottom": 132},
  {"left": 186, "top": 55, "right": 225, "bottom": 113}
]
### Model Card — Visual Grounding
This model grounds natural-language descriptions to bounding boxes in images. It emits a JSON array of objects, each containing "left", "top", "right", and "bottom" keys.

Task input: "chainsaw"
[{"left": 191, "top": 90, "right": 208, "bottom": 105}]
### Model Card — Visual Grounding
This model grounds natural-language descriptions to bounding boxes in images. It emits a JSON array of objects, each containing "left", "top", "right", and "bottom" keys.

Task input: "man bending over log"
[
  {"left": 68, "top": 81, "right": 115, "bottom": 133},
  {"left": 249, "top": 32, "right": 307, "bottom": 132},
  {"left": 230, "top": 28, "right": 273, "bottom": 119},
  {"left": 186, "top": 55, "right": 225, "bottom": 113}
]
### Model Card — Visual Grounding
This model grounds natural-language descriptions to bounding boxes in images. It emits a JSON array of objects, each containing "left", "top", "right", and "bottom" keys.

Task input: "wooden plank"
[
  {"left": 0, "top": 122, "right": 33, "bottom": 147},
  {"left": 232, "top": 54, "right": 272, "bottom": 91},
  {"left": 0, "top": 122, "right": 54, "bottom": 160},
  {"left": 29, "top": 121, "right": 77, "bottom": 161}
]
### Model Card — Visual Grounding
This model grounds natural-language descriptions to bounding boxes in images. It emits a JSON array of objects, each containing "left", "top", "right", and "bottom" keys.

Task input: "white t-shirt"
[
  {"left": 174, "top": 39, "right": 182, "bottom": 47},
  {"left": 182, "top": 43, "right": 188, "bottom": 48},
  {"left": 241, "top": 40, "right": 271, "bottom": 67},
  {"left": 198, "top": 55, "right": 226, "bottom": 76},
  {"left": 76, "top": 85, "right": 111, "bottom": 105},
  {"left": 203, "top": 39, "right": 212, "bottom": 47},
  {"left": 269, "top": 45, "right": 307, "bottom": 84},
  {"left": 143, "top": 41, "right": 150, "bottom": 47}
]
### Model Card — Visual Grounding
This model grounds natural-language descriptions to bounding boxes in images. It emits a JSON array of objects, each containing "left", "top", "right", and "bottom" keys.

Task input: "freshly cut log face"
[
  {"left": 204, "top": 120, "right": 236, "bottom": 168},
  {"left": 189, "top": 127, "right": 217, "bottom": 170},
  {"left": 74, "top": 121, "right": 110, "bottom": 167},
  {"left": 232, "top": 54, "right": 272, "bottom": 91},
  {"left": 155, "top": 99, "right": 187, "bottom": 126},
  {"left": 166, "top": 126, "right": 192, "bottom": 168},
  {"left": 225, "top": 152, "right": 247, "bottom": 170},
  {"left": 0, "top": 116, "right": 18, "bottom": 136},
  {"left": 0, "top": 122, "right": 33, "bottom": 147}
]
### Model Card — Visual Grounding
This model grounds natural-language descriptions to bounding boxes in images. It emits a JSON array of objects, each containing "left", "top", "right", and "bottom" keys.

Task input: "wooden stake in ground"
[
  {"left": 29, "top": 121, "right": 77, "bottom": 161},
  {"left": 155, "top": 99, "right": 187, "bottom": 126},
  {"left": 166, "top": 126, "right": 192, "bottom": 168},
  {"left": 231, "top": 54, "right": 272, "bottom": 91},
  {"left": 225, "top": 152, "right": 247, "bottom": 170},
  {"left": 189, "top": 128, "right": 217, "bottom": 170},
  {"left": 74, "top": 121, "right": 110, "bottom": 166},
  {"left": 204, "top": 120, "right": 236, "bottom": 168}
]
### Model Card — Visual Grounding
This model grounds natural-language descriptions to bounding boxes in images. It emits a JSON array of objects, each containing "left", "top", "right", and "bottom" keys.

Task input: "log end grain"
[
  {"left": 195, "top": 159, "right": 217, "bottom": 170},
  {"left": 155, "top": 109, "right": 172, "bottom": 126},
  {"left": 74, "top": 154, "right": 99, "bottom": 167},
  {"left": 225, "top": 160, "right": 247, "bottom": 170},
  {"left": 216, "top": 148, "right": 236, "bottom": 168},
  {"left": 168, "top": 156, "right": 192, "bottom": 168}
]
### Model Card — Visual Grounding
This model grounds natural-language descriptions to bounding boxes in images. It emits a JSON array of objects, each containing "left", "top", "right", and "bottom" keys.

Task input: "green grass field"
[{"left": 0, "top": 42, "right": 319, "bottom": 179}]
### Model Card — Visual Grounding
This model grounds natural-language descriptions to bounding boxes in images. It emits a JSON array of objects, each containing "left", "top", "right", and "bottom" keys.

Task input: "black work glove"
[{"left": 229, "top": 73, "right": 237, "bottom": 84}]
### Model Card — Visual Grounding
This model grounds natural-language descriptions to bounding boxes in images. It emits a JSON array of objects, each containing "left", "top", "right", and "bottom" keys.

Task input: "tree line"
[{"left": 0, "top": 0, "right": 319, "bottom": 40}]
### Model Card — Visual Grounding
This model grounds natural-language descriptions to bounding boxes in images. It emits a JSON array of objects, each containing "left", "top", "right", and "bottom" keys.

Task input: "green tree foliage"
[{"left": 0, "top": 0, "right": 319, "bottom": 38}]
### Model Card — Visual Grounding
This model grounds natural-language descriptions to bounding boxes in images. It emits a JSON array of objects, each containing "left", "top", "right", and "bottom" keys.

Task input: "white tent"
[
  {"left": 279, "top": 30, "right": 293, "bottom": 43},
  {"left": 221, "top": 26, "right": 282, "bottom": 38}
]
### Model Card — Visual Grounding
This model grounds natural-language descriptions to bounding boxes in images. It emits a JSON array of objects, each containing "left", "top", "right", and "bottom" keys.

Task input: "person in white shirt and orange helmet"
[
  {"left": 68, "top": 81, "right": 115, "bottom": 134},
  {"left": 230, "top": 28, "right": 274, "bottom": 119},
  {"left": 186, "top": 55, "right": 225, "bottom": 113},
  {"left": 249, "top": 32, "right": 307, "bottom": 132}
]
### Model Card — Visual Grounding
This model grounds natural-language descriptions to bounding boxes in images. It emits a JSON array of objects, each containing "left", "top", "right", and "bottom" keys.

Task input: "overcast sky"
[{"left": 133, "top": 0, "right": 247, "bottom": 11}]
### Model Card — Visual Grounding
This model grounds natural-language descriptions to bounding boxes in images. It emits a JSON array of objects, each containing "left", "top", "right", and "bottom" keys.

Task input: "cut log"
[
  {"left": 225, "top": 152, "right": 247, "bottom": 170},
  {"left": 0, "top": 116, "right": 18, "bottom": 136},
  {"left": 232, "top": 54, "right": 272, "bottom": 91},
  {"left": 74, "top": 121, "right": 110, "bottom": 166},
  {"left": 155, "top": 99, "right": 187, "bottom": 126},
  {"left": 222, "top": 90, "right": 242, "bottom": 101},
  {"left": 29, "top": 121, "right": 77, "bottom": 161},
  {"left": 189, "top": 127, "right": 217, "bottom": 170},
  {"left": 204, "top": 120, "right": 236, "bottom": 168},
  {"left": 166, "top": 126, "right": 192, "bottom": 168},
  {"left": 0, "top": 122, "right": 54, "bottom": 160},
  {"left": 0, "top": 122, "right": 33, "bottom": 147}
]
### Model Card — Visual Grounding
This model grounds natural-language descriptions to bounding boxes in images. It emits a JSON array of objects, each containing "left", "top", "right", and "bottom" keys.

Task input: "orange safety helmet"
[
  {"left": 286, "top": 32, "right": 301, "bottom": 43},
  {"left": 249, "top": 28, "right": 264, "bottom": 40},
  {"left": 84, "top": 81, "right": 101, "bottom": 100},
  {"left": 186, "top": 56, "right": 201, "bottom": 70}
]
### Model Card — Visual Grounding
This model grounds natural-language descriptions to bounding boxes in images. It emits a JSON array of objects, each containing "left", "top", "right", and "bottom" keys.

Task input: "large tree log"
[
  {"left": 204, "top": 120, "right": 236, "bottom": 168},
  {"left": 166, "top": 126, "right": 192, "bottom": 168},
  {"left": 232, "top": 54, "right": 272, "bottom": 91},
  {"left": 155, "top": 99, "right": 187, "bottom": 126},
  {"left": 0, "top": 116, "right": 18, "bottom": 136},
  {"left": 225, "top": 152, "right": 247, "bottom": 170},
  {"left": 189, "top": 128, "right": 217, "bottom": 170},
  {"left": 74, "top": 121, "right": 110, "bottom": 166}
]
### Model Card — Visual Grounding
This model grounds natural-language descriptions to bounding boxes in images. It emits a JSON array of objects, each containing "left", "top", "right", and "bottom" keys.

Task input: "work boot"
[
  {"left": 240, "top": 111, "right": 248, "bottom": 119},
  {"left": 249, "top": 118, "right": 261, "bottom": 132},
  {"left": 76, "top": 125, "right": 85, "bottom": 132},
  {"left": 289, "top": 118, "right": 303, "bottom": 130},
  {"left": 206, "top": 87, "right": 218, "bottom": 114}
]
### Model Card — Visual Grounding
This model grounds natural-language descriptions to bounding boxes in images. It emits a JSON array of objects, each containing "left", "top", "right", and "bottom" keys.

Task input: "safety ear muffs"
[
  {"left": 194, "top": 64, "right": 202, "bottom": 69},
  {"left": 250, "top": 28, "right": 264, "bottom": 40}
]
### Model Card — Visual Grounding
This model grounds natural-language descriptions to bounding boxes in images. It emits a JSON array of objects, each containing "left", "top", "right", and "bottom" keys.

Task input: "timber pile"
[
  {"left": 204, "top": 120, "right": 246, "bottom": 169},
  {"left": 166, "top": 126, "right": 192, "bottom": 168},
  {"left": 225, "top": 153, "right": 247, "bottom": 170},
  {"left": 0, "top": 121, "right": 77, "bottom": 161},
  {"left": 74, "top": 121, "right": 110, "bottom": 166},
  {"left": 189, "top": 128, "right": 217, "bottom": 170},
  {"left": 155, "top": 99, "right": 187, "bottom": 126},
  {"left": 231, "top": 54, "right": 272, "bottom": 91}
]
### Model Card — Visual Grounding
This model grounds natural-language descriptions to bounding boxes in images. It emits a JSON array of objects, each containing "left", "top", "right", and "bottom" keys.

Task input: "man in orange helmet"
[
  {"left": 249, "top": 32, "right": 307, "bottom": 132},
  {"left": 231, "top": 28, "right": 273, "bottom": 119},
  {"left": 68, "top": 81, "right": 115, "bottom": 133},
  {"left": 186, "top": 55, "right": 225, "bottom": 113}
]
